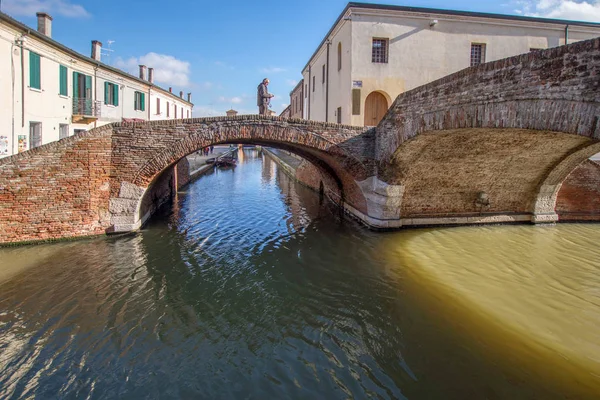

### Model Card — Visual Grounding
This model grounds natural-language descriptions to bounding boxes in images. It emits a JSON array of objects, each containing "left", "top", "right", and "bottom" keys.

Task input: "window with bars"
[
  {"left": 372, "top": 38, "right": 389, "bottom": 63},
  {"left": 29, "top": 122, "right": 42, "bottom": 148},
  {"left": 470, "top": 44, "right": 486, "bottom": 66},
  {"left": 59, "top": 124, "right": 69, "bottom": 139}
]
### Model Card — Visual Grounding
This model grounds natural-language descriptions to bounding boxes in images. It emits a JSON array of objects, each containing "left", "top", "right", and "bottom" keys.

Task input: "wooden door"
[{"left": 364, "top": 91, "right": 388, "bottom": 126}]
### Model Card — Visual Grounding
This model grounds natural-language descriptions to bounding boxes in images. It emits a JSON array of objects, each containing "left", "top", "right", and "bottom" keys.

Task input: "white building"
[
  {"left": 0, "top": 12, "right": 193, "bottom": 157},
  {"left": 301, "top": 2, "right": 600, "bottom": 127}
]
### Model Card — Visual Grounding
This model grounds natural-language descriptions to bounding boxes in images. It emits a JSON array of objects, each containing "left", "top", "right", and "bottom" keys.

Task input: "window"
[
  {"left": 29, "top": 122, "right": 42, "bottom": 148},
  {"left": 134, "top": 91, "right": 145, "bottom": 111},
  {"left": 322, "top": 64, "right": 326, "bottom": 83},
  {"left": 337, "top": 42, "right": 342, "bottom": 71},
  {"left": 352, "top": 89, "right": 361, "bottom": 115},
  {"left": 104, "top": 82, "right": 119, "bottom": 106},
  {"left": 312, "top": 76, "right": 315, "bottom": 92},
  {"left": 181, "top": 107, "right": 184, "bottom": 119},
  {"left": 470, "top": 44, "right": 486, "bottom": 66},
  {"left": 59, "top": 65, "right": 68, "bottom": 96},
  {"left": 174, "top": 105, "right": 177, "bottom": 118},
  {"left": 156, "top": 98, "right": 161, "bottom": 114},
  {"left": 304, "top": 84, "right": 307, "bottom": 98},
  {"left": 372, "top": 38, "right": 389, "bottom": 63},
  {"left": 187, "top": 110, "right": 190, "bottom": 118},
  {"left": 167, "top": 101, "right": 170, "bottom": 117},
  {"left": 337, "top": 107, "right": 342, "bottom": 124},
  {"left": 59, "top": 124, "right": 69, "bottom": 139},
  {"left": 29, "top": 52, "right": 41, "bottom": 89}
]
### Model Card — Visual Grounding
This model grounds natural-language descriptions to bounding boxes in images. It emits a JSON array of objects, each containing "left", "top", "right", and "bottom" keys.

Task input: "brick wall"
[
  {"left": 0, "top": 126, "right": 113, "bottom": 244},
  {"left": 556, "top": 160, "right": 600, "bottom": 221}
]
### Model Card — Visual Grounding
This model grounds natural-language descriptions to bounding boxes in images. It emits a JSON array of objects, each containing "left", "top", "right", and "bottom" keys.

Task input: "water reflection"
[{"left": 0, "top": 149, "right": 599, "bottom": 399}]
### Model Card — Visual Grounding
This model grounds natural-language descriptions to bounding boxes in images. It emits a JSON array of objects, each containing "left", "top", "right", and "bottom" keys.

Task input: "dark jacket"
[{"left": 257, "top": 83, "right": 273, "bottom": 106}]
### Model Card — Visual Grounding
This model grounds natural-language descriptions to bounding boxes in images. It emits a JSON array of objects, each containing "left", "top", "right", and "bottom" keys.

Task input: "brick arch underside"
[
  {"left": 383, "top": 128, "right": 600, "bottom": 221},
  {"left": 115, "top": 124, "right": 370, "bottom": 231}
]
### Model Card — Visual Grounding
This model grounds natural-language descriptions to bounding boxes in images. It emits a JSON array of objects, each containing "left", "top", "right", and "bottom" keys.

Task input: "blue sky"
[{"left": 3, "top": 0, "right": 600, "bottom": 116}]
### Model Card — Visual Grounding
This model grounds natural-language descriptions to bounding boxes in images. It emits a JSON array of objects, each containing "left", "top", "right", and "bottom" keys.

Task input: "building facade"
[
  {"left": 0, "top": 12, "right": 193, "bottom": 157},
  {"left": 279, "top": 105, "right": 291, "bottom": 118},
  {"left": 302, "top": 2, "right": 600, "bottom": 126},
  {"left": 289, "top": 79, "right": 304, "bottom": 119}
]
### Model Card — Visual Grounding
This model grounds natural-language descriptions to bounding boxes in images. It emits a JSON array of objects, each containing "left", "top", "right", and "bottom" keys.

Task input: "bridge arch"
[
  {"left": 105, "top": 116, "right": 373, "bottom": 234},
  {"left": 374, "top": 37, "right": 600, "bottom": 226}
]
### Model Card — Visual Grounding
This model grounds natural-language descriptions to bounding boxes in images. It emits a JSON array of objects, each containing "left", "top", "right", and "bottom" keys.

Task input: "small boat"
[
  {"left": 205, "top": 158, "right": 216, "bottom": 164},
  {"left": 215, "top": 156, "right": 237, "bottom": 168}
]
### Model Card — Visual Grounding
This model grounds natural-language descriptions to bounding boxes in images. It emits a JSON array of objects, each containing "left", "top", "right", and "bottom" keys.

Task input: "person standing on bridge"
[{"left": 257, "top": 78, "right": 274, "bottom": 115}]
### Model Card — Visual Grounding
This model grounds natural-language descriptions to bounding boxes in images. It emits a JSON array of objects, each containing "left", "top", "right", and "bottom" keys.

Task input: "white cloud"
[
  {"left": 114, "top": 53, "right": 191, "bottom": 87},
  {"left": 217, "top": 96, "right": 243, "bottom": 104},
  {"left": 3, "top": 0, "right": 90, "bottom": 17},
  {"left": 260, "top": 67, "right": 286, "bottom": 73},
  {"left": 192, "top": 105, "right": 225, "bottom": 117},
  {"left": 513, "top": 0, "right": 600, "bottom": 22},
  {"left": 286, "top": 79, "right": 298, "bottom": 87}
]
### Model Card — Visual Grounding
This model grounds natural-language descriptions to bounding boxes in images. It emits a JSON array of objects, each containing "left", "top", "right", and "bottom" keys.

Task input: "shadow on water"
[{"left": 1, "top": 149, "right": 599, "bottom": 399}]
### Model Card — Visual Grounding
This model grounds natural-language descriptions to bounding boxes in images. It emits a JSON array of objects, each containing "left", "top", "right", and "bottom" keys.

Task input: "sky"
[{"left": 2, "top": 0, "right": 600, "bottom": 116}]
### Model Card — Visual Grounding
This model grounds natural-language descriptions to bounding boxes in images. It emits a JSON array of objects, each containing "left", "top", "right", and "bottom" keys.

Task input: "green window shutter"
[
  {"left": 113, "top": 84, "right": 119, "bottom": 107},
  {"left": 104, "top": 82, "right": 109, "bottom": 105},
  {"left": 29, "top": 52, "right": 40, "bottom": 89},
  {"left": 59, "top": 65, "right": 67, "bottom": 96},
  {"left": 73, "top": 72, "right": 79, "bottom": 98},
  {"left": 85, "top": 75, "right": 92, "bottom": 98},
  {"left": 140, "top": 93, "right": 145, "bottom": 111}
]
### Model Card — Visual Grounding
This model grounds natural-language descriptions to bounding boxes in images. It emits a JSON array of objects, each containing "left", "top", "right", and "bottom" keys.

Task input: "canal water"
[{"left": 1, "top": 149, "right": 599, "bottom": 399}]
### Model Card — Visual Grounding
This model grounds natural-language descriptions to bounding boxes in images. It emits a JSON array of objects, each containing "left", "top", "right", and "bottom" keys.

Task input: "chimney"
[
  {"left": 179, "top": 91, "right": 183, "bottom": 99},
  {"left": 187, "top": 93, "right": 192, "bottom": 103},
  {"left": 91, "top": 40, "right": 102, "bottom": 61},
  {"left": 169, "top": 87, "right": 172, "bottom": 93},
  {"left": 36, "top": 13, "right": 53, "bottom": 37},
  {"left": 148, "top": 68, "right": 154, "bottom": 83},
  {"left": 139, "top": 65, "right": 147, "bottom": 80}
]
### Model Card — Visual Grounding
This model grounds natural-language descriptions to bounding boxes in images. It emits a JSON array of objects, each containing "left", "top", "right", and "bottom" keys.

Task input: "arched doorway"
[{"left": 364, "top": 91, "right": 388, "bottom": 127}]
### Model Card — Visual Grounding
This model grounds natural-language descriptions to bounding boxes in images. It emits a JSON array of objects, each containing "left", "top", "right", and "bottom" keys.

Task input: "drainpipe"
[
  {"left": 308, "top": 65, "right": 311, "bottom": 120},
  {"left": 20, "top": 39, "right": 25, "bottom": 128},
  {"left": 565, "top": 24, "right": 569, "bottom": 45},
  {"left": 94, "top": 65, "right": 98, "bottom": 128},
  {"left": 325, "top": 40, "right": 330, "bottom": 123}
]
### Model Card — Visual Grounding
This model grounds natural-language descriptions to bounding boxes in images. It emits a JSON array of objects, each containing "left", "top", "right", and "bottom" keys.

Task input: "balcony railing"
[{"left": 73, "top": 98, "right": 101, "bottom": 117}]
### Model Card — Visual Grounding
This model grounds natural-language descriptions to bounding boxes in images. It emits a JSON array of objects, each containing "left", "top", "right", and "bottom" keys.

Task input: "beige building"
[
  {"left": 302, "top": 2, "right": 600, "bottom": 127},
  {"left": 0, "top": 11, "right": 193, "bottom": 157},
  {"left": 289, "top": 79, "right": 304, "bottom": 119}
]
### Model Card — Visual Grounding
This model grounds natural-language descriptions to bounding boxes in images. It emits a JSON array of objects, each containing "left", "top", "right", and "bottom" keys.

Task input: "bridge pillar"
[
  {"left": 108, "top": 182, "right": 146, "bottom": 233},
  {"left": 345, "top": 177, "right": 404, "bottom": 229},
  {"left": 531, "top": 184, "right": 561, "bottom": 224}
]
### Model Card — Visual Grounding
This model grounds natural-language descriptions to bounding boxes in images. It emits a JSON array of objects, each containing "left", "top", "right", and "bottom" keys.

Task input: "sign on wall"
[
  {"left": 0, "top": 136, "right": 8, "bottom": 155},
  {"left": 352, "top": 80, "right": 363, "bottom": 88},
  {"left": 18, "top": 135, "right": 27, "bottom": 153}
]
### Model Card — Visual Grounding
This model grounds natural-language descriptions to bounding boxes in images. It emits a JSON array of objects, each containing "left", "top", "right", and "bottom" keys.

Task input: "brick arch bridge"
[
  {"left": 373, "top": 37, "right": 600, "bottom": 227},
  {"left": 1, "top": 38, "right": 599, "bottom": 244},
  {"left": 0, "top": 117, "right": 376, "bottom": 244}
]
